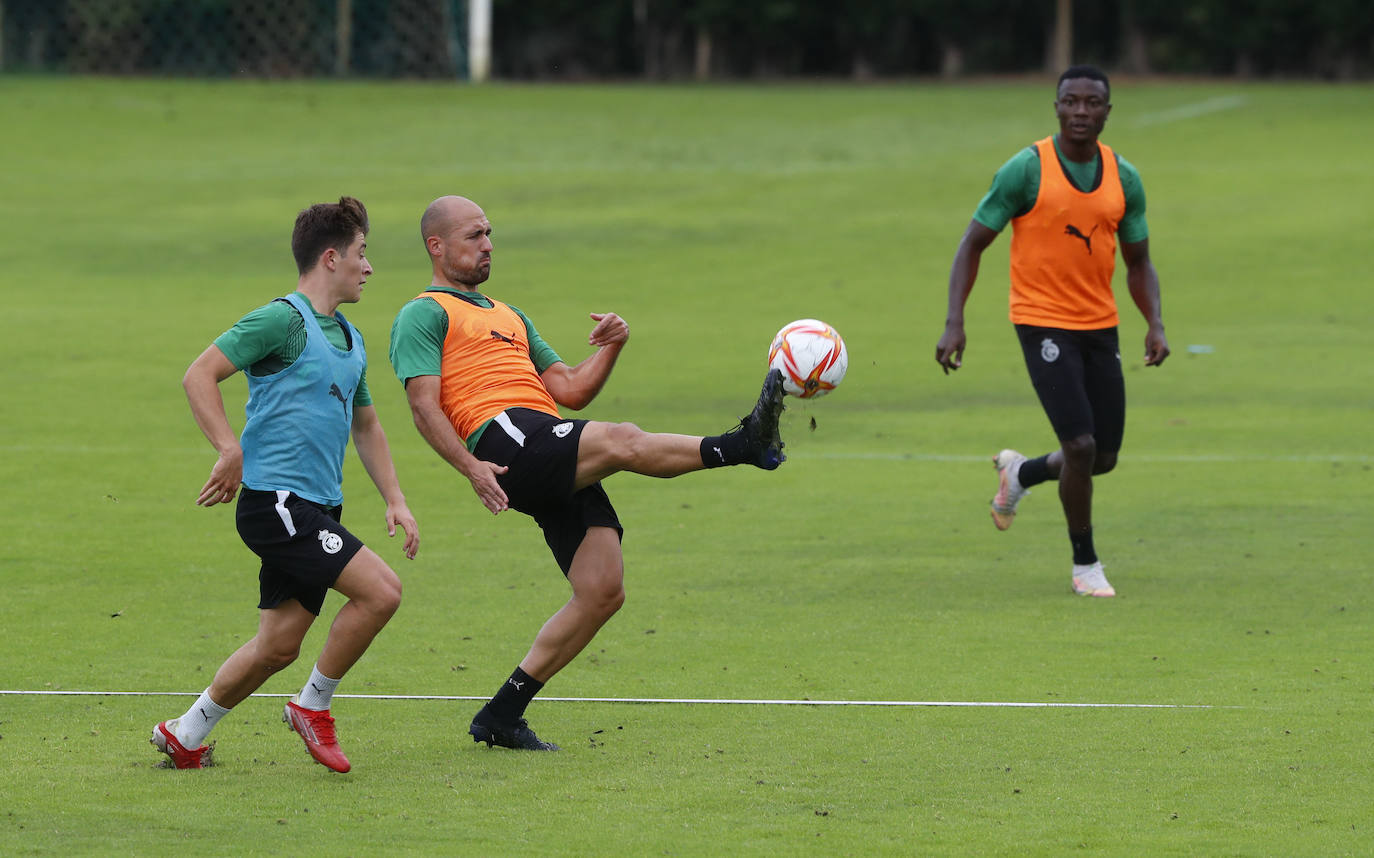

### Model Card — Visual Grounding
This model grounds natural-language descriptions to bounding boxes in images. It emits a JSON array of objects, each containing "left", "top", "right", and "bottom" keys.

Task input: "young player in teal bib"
[{"left": 151, "top": 197, "right": 419, "bottom": 773}]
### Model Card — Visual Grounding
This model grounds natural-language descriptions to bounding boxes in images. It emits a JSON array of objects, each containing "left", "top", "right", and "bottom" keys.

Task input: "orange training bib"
[
  {"left": 1008, "top": 137, "right": 1125, "bottom": 329},
  {"left": 425, "top": 291, "right": 560, "bottom": 442}
]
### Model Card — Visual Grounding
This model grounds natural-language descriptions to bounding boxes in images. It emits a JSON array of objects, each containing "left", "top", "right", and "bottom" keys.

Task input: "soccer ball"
[{"left": 767, "top": 319, "right": 848, "bottom": 399}]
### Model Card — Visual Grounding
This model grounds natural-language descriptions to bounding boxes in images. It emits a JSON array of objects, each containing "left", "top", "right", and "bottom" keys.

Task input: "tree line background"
[
  {"left": 511, "top": 0, "right": 1374, "bottom": 80},
  {"left": 2, "top": 0, "right": 1371, "bottom": 79}
]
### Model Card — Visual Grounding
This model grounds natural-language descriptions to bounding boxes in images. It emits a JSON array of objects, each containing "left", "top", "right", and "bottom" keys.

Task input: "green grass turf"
[{"left": 1, "top": 76, "right": 1372, "bottom": 856}]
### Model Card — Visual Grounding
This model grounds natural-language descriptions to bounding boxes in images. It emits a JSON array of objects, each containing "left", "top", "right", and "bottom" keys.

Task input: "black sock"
[
  {"left": 1018, "top": 454, "right": 1052, "bottom": 488},
  {"left": 485, "top": 667, "right": 544, "bottom": 723},
  {"left": 1069, "top": 529, "right": 1097, "bottom": 566},
  {"left": 700, "top": 433, "right": 744, "bottom": 468}
]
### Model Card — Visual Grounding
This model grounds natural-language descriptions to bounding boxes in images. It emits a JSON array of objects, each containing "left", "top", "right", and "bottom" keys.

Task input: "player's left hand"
[
  {"left": 588, "top": 312, "right": 629, "bottom": 347},
  {"left": 1144, "top": 326, "right": 1170, "bottom": 367},
  {"left": 386, "top": 502, "right": 420, "bottom": 559}
]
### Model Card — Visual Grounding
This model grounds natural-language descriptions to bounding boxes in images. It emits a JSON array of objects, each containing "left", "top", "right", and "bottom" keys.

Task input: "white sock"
[
  {"left": 297, "top": 665, "right": 341, "bottom": 711},
  {"left": 175, "top": 689, "right": 230, "bottom": 748}
]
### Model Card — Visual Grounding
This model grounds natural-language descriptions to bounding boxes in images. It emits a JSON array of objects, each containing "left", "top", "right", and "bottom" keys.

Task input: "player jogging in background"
[
  {"left": 389, "top": 195, "right": 785, "bottom": 751},
  {"left": 151, "top": 196, "right": 418, "bottom": 771},
  {"left": 934, "top": 65, "right": 1170, "bottom": 598}
]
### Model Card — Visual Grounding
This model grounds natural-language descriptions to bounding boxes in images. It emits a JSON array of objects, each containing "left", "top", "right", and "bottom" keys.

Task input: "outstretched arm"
[
  {"left": 935, "top": 220, "right": 999, "bottom": 374},
  {"left": 403, "top": 375, "right": 509, "bottom": 514},
  {"left": 540, "top": 312, "right": 629, "bottom": 410},
  {"left": 351, "top": 404, "right": 419, "bottom": 559},
  {"left": 1121, "top": 238, "right": 1170, "bottom": 366},
  {"left": 183, "top": 345, "right": 244, "bottom": 506}
]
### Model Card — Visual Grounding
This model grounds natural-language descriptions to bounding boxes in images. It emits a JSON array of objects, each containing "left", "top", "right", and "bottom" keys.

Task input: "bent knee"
[
  {"left": 597, "top": 587, "right": 626, "bottom": 619},
  {"left": 339, "top": 550, "right": 403, "bottom": 617},
  {"left": 606, "top": 585, "right": 626, "bottom": 613},
  {"left": 600, "top": 421, "right": 650, "bottom": 469},
  {"left": 377, "top": 575, "right": 403, "bottom": 617},
  {"left": 1093, "top": 452, "right": 1118, "bottom": 475},
  {"left": 578, "top": 578, "right": 625, "bottom": 618},
  {"left": 1062, "top": 434, "right": 1097, "bottom": 455},
  {"left": 369, "top": 570, "right": 403, "bottom": 619},
  {"left": 1061, "top": 435, "right": 1097, "bottom": 464},
  {"left": 607, "top": 421, "right": 647, "bottom": 449},
  {"left": 258, "top": 644, "right": 301, "bottom": 673}
]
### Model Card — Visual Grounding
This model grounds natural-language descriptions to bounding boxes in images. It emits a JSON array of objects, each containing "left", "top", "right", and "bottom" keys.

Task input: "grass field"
[{"left": 1, "top": 76, "right": 1372, "bottom": 856}]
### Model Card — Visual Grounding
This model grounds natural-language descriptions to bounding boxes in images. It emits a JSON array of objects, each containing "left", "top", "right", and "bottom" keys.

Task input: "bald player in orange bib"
[{"left": 390, "top": 195, "right": 787, "bottom": 750}]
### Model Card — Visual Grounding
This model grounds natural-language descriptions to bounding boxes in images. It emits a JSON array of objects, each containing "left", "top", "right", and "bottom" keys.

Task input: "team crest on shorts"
[
  {"left": 553, "top": 422, "right": 574, "bottom": 438},
  {"left": 317, "top": 529, "right": 343, "bottom": 554},
  {"left": 1040, "top": 338, "right": 1061, "bottom": 363}
]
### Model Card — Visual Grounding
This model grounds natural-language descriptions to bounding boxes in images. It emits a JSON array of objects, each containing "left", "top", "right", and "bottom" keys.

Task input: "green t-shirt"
[
  {"left": 388, "top": 286, "right": 563, "bottom": 451},
  {"left": 972, "top": 136, "right": 1149, "bottom": 245},
  {"left": 213, "top": 291, "right": 372, "bottom": 407}
]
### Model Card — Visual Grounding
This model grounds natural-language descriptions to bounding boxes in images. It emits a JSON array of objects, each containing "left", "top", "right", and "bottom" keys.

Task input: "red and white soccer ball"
[{"left": 767, "top": 319, "right": 848, "bottom": 399}]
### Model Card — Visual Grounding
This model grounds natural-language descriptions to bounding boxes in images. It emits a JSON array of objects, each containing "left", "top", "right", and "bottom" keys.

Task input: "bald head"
[
  {"left": 422, "top": 195, "right": 494, "bottom": 289},
  {"left": 421, "top": 195, "right": 485, "bottom": 245}
]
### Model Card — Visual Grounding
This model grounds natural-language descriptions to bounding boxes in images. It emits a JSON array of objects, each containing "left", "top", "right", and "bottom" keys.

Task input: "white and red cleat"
[
  {"left": 990, "top": 449, "right": 1029, "bottom": 531},
  {"left": 150, "top": 719, "right": 212, "bottom": 769},
  {"left": 283, "top": 696, "right": 351, "bottom": 772},
  {"left": 1072, "top": 562, "right": 1116, "bottom": 598}
]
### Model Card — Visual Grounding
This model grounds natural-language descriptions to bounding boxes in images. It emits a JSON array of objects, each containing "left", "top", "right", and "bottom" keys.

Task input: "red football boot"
[
  {"left": 283, "top": 697, "right": 351, "bottom": 773},
  {"left": 150, "top": 720, "right": 212, "bottom": 769}
]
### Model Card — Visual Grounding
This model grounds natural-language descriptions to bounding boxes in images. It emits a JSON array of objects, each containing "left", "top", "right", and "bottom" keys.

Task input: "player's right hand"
[
  {"left": 197, "top": 448, "right": 243, "bottom": 507},
  {"left": 468, "top": 461, "right": 510, "bottom": 514}
]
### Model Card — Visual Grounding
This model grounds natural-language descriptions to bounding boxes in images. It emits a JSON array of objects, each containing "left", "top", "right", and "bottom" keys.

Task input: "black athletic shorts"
[
  {"left": 1014, "top": 324, "right": 1126, "bottom": 455},
  {"left": 473, "top": 408, "right": 623, "bottom": 576},
  {"left": 235, "top": 487, "right": 364, "bottom": 615}
]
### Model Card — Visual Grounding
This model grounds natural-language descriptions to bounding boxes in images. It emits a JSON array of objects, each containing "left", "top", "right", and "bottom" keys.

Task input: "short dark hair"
[
  {"left": 1058, "top": 64, "right": 1110, "bottom": 100},
  {"left": 291, "top": 196, "right": 369, "bottom": 274}
]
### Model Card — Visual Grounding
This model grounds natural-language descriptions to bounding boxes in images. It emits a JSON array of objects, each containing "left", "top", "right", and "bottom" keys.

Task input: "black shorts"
[
  {"left": 235, "top": 487, "right": 364, "bottom": 615},
  {"left": 474, "top": 408, "right": 623, "bottom": 575},
  {"left": 1015, "top": 325, "right": 1126, "bottom": 455}
]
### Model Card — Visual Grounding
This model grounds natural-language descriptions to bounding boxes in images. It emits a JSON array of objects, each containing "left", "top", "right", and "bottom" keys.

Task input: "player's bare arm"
[
  {"left": 183, "top": 344, "right": 244, "bottom": 507},
  {"left": 1121, "top": 238, "right": 1170, "bottom": 367},
  {"left": 540, "top": 312, "right": 628, "bottom": 410},
  {"left": 351, "top": 404, "right": 420, "bottom": 559},
  {"left": 937, "top": 220, "right": 1000, "bottom": 374},
  {"left": 403, "top": 375, "right": 509, "bottom": 514}
]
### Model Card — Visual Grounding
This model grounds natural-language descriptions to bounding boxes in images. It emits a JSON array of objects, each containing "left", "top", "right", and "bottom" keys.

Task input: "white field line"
[
  {"left": 1132, "top": 95, "right": 1248, "bottom": 127},
  {"left": 0, "top": 689, "right": 1212, "bottom": 709},
  {"left": 788, "top": 452, "right": 1368, "bottom": 463}
]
